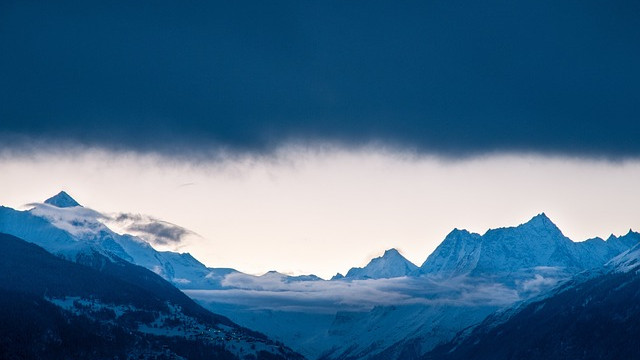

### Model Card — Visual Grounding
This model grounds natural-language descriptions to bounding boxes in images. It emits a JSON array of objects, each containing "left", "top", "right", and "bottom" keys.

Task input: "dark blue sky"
[{"left": 1, "top": 0, "right": 639, "bottom": 157}]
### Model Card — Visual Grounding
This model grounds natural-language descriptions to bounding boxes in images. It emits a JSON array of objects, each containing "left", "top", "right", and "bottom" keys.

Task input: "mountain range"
[
  {"left": 425, "top": 241, "right": 640, "bottom": 359},
  {"left": 420, "top": 213, "right": 639, "bottom": 277},
  {"left": 0, "top": 193, "right": 303, "bottom": 360},
  {"left": 0, "top": 191, "right": 638, "bottom": 360}
]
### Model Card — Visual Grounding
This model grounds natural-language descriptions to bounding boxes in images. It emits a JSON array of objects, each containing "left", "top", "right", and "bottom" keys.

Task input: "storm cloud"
[{"left": 1, "top": 0, "right": 639, "bottom": 158}]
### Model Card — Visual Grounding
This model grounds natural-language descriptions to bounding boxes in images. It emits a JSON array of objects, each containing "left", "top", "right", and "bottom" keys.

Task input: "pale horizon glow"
[{"left": 1, "top": 147, "right": 639, "bottom": 279}]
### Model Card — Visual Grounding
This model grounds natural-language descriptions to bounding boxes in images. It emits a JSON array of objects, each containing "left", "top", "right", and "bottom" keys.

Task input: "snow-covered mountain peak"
[
  {"left": 44, "top": 191, "right": 81, "bottom": 208},
  {"left": 381, "top": 248, "right": 402, "bottom": 258},
  {"left": 516, "top": 212, "right": 562, "bottom": 235},
  {"left": 343, "top": 248, "right": 418, "bottom": 280},
  {"left": 622, "top": 229, "right": 640, "bottom": 241},
  {"left": 420, "top": 214, "right": 636, "bottom": 277},
  {"left": 606, "top": 229, "right": 638, "bottom": 241},
  {"left": 0, "top": 197, "right": 228, "bottom": 289},
  {"left": 446, "top": 228, "right": 474, "bottom": 239},
  {"left": 419, "top": 228, "right": 482, "bottom": 275}
]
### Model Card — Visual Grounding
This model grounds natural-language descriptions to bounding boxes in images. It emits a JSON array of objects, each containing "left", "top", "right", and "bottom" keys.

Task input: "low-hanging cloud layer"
[
  {"left": 1, "top": 0, "right": 639, "bottom": 159},
  {"left": 185, "top": 270, "right": 563, "bottom": 314}
]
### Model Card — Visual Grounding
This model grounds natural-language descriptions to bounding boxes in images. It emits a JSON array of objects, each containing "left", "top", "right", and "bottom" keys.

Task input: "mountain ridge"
[
  {"left": 8, "top": 193, "right": 639, "bottom": 285},
  {"left": 418, "top": 213, "right": 638, "bottom": 277}
]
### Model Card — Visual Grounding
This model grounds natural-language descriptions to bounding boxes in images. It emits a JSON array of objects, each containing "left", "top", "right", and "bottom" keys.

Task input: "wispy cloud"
[
  {"left": 519, "top": 274, "right": 561, "bottom": 293},
  {"left": 109, "top": 213, "right": 197, "bottom": 247},
  {"left": 27, "top": 201, "right": 196, "bottom": 249}
]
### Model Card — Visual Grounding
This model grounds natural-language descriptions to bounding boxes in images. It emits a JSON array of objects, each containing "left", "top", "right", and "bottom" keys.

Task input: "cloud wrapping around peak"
[
  {"left": 26, "top": 201, "right": 195, "bottom": 249},
  {"left": 1, "top": 0, "right": 640, "bottom": 159},
  {"left": 110, "top": 213, "right": 197, "bottom": 247}
]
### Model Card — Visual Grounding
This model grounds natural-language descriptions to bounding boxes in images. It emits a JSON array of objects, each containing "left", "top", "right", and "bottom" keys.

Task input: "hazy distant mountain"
[
  {"left": 341, "top": 248, "right": 418, "bottom": 280},
  {"left": 0, "top": 232, "right": 303, "bottom": 360}
]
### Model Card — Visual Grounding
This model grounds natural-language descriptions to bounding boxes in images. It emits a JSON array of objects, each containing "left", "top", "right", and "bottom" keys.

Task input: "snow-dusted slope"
[
  {"left": 606, "top": 236, "right": 640, "bottom": 273},
  {"left": 418, "top": 229, "right": 483, "bottom": 276},
  {"left": 0, "top": 205, "right": 109, "bottom": 261},
  {"left": 320, "top": 303, "right": 499, "bottom": 360},
  {"left": 427, "top": 240, "right": 640, "bottom": 360},
  {"left": 342, "top": 248, "right": 418, "bottom": 280}
]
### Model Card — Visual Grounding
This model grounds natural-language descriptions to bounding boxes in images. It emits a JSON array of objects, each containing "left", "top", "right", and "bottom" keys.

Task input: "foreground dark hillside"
[
  {"left": 426, "top": 268, "right": 640, "bottom": 360},
  {"left": 0, "top": 232, "right": 304, "bottom": 360}
]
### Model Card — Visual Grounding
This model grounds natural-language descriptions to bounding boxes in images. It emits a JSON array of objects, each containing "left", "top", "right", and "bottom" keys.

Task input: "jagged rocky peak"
[
  {"left": 517, "top": 212, "right": 562, "bottom": 234},
  {"left": 419, "top": 228, "right": 483, "bottom": 274},
  {"left": 445, "top": 228, "right": 477, "bottom": 240},
  {"left": 374, "top": 247, "right": 417, "bottom": 266},
  {"left": 426, "top": 228, "right": 482, "bottom": 255},
  {"left": 606, "top": 229, "right": 640, "bottom": 242},
  {"left": 421, "top": 213, "right": 638, "bottom": 277},
  {"left": 44, "top": 191, "right": 81, "bottom": 208},
  {"left": 528, "top": 211, "right": 552, "bottom": 223},
  {"left": 604, "top": 230, "right": 640, "bottom": 253},
  {"left": 381, "top": 248, "right": 402, "bottom": 257}
]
